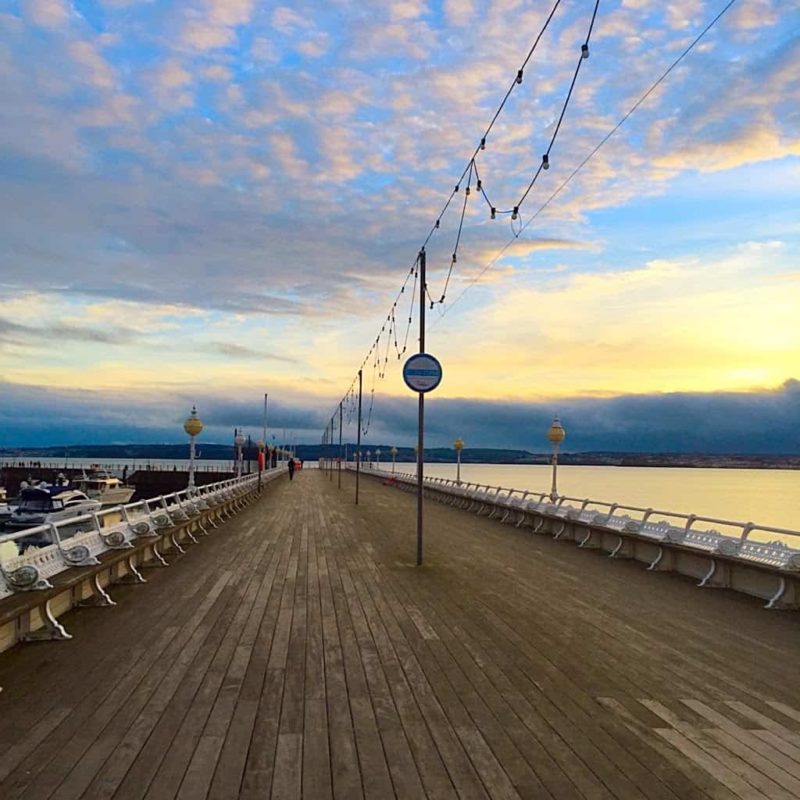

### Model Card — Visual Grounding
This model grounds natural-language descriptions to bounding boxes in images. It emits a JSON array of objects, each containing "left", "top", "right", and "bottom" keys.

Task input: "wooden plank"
[{"left": 682, "top": 699, "right": 800, "bottom": 782}]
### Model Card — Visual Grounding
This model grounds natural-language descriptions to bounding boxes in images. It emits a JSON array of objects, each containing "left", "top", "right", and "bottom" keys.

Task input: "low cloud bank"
[{"left": 1, "top": 379, "right": 798, "bottom": 454}]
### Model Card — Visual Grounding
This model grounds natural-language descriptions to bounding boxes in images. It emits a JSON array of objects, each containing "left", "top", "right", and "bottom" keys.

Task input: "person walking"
[{"left": 288, "top": 458, "right": 295, "bottom": 481}]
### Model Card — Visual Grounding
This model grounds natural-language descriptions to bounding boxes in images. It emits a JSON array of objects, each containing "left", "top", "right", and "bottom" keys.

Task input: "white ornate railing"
[{"left": 0, "top": 470, "right": 276, "bottom": 600}]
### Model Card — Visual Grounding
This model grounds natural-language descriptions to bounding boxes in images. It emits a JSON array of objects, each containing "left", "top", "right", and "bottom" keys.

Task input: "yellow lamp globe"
[
  {"left": 454, "top": 437, "right": 465, "bottom": 451},
  {"left": 547, "top": 415, "right": 566, "bottom": 445},
  {"left": 184, "top": 406, "right": 203, "bottom": 437}
]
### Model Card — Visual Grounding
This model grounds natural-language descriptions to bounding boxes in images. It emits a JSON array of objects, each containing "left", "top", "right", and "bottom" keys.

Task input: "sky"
[{"left": 0, "top": 0, "right": 798, "bottom": 451}]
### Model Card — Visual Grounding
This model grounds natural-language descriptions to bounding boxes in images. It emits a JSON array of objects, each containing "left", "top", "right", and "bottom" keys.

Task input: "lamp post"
[
  {"left": 547, "top": 415, "right": 566, "bottom": 501},
  {"left": 376, "top": 448, "right": 381, "bottom": 470},
  {"left": 184, "top": 406, "right": 203, "bottom": 490},
  {"left": 235, "top": 430, "right": 245, "bottom": 478},
  {"left": 454, "top": 437, "right": 464, "bottom": 485},
  {"left": 390, "top": 446, "right": 398, "bottom": 474}
]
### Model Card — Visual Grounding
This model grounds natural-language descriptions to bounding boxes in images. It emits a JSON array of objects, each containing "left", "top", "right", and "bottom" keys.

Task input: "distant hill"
[{"left": 1, "top": 443, "right": 798, "bottom": 469}]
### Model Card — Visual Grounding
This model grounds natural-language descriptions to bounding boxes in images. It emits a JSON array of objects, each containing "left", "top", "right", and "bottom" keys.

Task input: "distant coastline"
[{"left": 1, "top": 444, "right": 798, "bottom": 470}]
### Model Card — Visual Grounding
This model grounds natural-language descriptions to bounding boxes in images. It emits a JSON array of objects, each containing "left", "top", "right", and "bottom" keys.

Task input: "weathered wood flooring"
[{"left": 1, "top": 469, "right": 799, "bottom": 800}]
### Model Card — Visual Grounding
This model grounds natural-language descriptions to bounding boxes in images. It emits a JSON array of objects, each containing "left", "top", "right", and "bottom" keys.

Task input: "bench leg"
[
  {"left": 113, "top": 555, "right": 147, "bottom": 584},
  {"left": 609, "top": 534, "right": 632, "bottom": 559},
  {"left": 78, "top": 574, "right": 116, "bottom": 607},
  {"left": 142, "top": 542, "right": 169, "bottom": 568},
  {"left": 647, "top": 546, "right": 675, "bottom": 571},
  {"left": 170, "top": 533, "right": 186, "bottom": 554},
  {"left": 698, "top": 558, "right": 731, "bottom": 589},
  {"left": 764, "top": 577, "right": 799, "bottom": 610},
  {"left": 18, "top": 600, "right": 72, "bottom": 642}
]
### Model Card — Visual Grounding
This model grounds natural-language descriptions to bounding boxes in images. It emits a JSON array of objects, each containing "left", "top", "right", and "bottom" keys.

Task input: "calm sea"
[{"left": 377, "top": 462, "right": 800, "bottom": 538}]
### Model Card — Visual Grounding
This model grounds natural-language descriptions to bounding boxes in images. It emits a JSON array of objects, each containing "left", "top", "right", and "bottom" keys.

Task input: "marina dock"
[{"left": 1, "top": 470, "right": 799, "bottom": 799}]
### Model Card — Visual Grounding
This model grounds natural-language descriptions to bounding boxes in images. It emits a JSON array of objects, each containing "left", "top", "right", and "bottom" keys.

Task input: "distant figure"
[
  {"left": 288, "top": 459, "right": 295, "bottom": 481},
  {"left": 122, "top": 465, "right": 128, "bottom": 482}
]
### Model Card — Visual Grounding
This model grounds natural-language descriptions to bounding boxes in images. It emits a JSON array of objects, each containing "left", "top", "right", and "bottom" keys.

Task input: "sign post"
[{"left": 403, "top": 247, "right": 443, "bottom": 566}]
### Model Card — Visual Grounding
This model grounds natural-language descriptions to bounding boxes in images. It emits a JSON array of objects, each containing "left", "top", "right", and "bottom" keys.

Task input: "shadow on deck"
[{"left": 0, "top": 470, "right": 799, "bottom": 799}]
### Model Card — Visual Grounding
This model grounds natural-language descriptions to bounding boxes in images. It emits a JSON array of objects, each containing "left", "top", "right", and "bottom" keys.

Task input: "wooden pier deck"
[{"left": 1, "top": 469, "right": 799, "bottom": 800}]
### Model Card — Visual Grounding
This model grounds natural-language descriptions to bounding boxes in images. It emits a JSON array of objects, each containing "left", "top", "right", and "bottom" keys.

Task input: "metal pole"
[
  {"left": 330, "top": 416, "right": 335, "bottom": 480},
  {"left": 356, "top": 368, "right": 362, "bottom": 505},
  {"left": 457, "top": 448, "right": 461, "bottom": 485},
  {"left": 262, "top": 392, "right": 269, "bottom": 448},
  {"left": 188, "top": 435, "right": 196, "bottom": 489},
  {"left": 550, "top": 443, "right": 559, "bottom": 501},
  {"left": 416, "top": 248, "right": 426, "bottom": 566},
  {"left": 338, "top": 402, "right": 343, "bottom": 489}
]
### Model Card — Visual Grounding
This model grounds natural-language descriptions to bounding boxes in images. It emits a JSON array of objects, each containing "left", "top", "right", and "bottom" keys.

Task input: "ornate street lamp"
[
  {"left": 390, "top": 446, "right": 398, "bottom": 474},
  {"left": 454, "top": 437, "right": 464, "bottom": 485},
  {"left": 376, "top": 448, "right": 381, "bottom": 469},
  {"left": 184, "top": 406, "right": 203, "bottom": 490},
  {"left": 234, "top": 430, "right": 246, "bottom": 478},
  {"left": 547, "top": 415, "right": 566, "bottom": 501}
]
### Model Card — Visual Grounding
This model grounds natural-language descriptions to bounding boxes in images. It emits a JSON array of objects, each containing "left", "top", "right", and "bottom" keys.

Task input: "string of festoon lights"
[
  {"left": 323, "top": 0, "right": 596, "bottom": 446},
  {"left": 323, "top": 0, "right": 739, "bottom": 449},
  {"left": 435, "top": 0, "right": 741, "bottom": 321}
]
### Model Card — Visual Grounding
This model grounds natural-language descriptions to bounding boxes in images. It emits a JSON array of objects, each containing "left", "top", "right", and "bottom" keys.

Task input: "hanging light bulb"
[
  {"left": 581, "top": 43, "right": 589, "bottom": 59},
  {"left": 465, "top": 185, "right": 470, "bottom": 196},
  {"left": 452, "top": 252, "right": 457, "bottom": 263},
  {"left": 455, "top": 184, "right": 460, "bottom": 192},
  {"left": 435, "top": 219, "right": 440, "bottom": 229},
  {"left": 512, "top": 206, "right": 519, "bottom": 220},
  {"left": 480, "top": 137, "right": 486, "bottom": 150},
  {"left": 476, "top": 179, "right": 482, "bottom": 192},
  {"left": 490, "top": 207, "right": 496, "bottom": 219},
  {"left": 516, "top": 69, "right": 523, "bottom": 85},
  {"left": 542, "top": 153, "right": 550, "bottom": 170}
]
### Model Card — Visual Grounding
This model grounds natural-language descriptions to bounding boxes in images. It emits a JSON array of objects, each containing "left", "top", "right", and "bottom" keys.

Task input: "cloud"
[
  {"left": 1, "top": 378, "right": 798, "bottom": 454},
  {"left": 182, "top": 0, "right": 255, "bottom": 50},
  {"left": 443, "top": 0, "right": 475, "bottom": 27},
  {"left": 20, "top": 0, "right": 71, "bottom": 29},
  {"left": 0, "top": 316, "right": 139, "bottom": 348},
  {"left": 1, "top": 0, "right": 798, "bottom": 420},
  {"left": 68, "top": 41, "right": 117, "bottom": 90},
  {"left": 205, "top": 342, "right": 300, "bottom": 363}
]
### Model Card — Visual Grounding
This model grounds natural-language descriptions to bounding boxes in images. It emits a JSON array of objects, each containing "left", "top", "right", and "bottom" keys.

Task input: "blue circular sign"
[{"left": 403, "top": 353, "right": 443, "bottom": 393}]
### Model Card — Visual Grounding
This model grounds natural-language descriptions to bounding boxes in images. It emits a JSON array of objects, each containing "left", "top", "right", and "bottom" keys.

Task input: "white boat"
[
  {"left": 76, "top": 468, "right": 135, "bottom": 506},
  {"left": 0, "top": 486, "right": 14, "bottom": 526},
  {"left": 5, "top": 486, "right": 102, "bottom": 537},
  {"left": 0, "top": 502, "right": 13, "bottom": 526}
]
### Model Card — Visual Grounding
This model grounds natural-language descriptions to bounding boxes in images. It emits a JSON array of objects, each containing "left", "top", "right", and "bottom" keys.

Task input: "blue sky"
[{"left": 0, "top": 0, "right": 798, "bottom": 450}]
